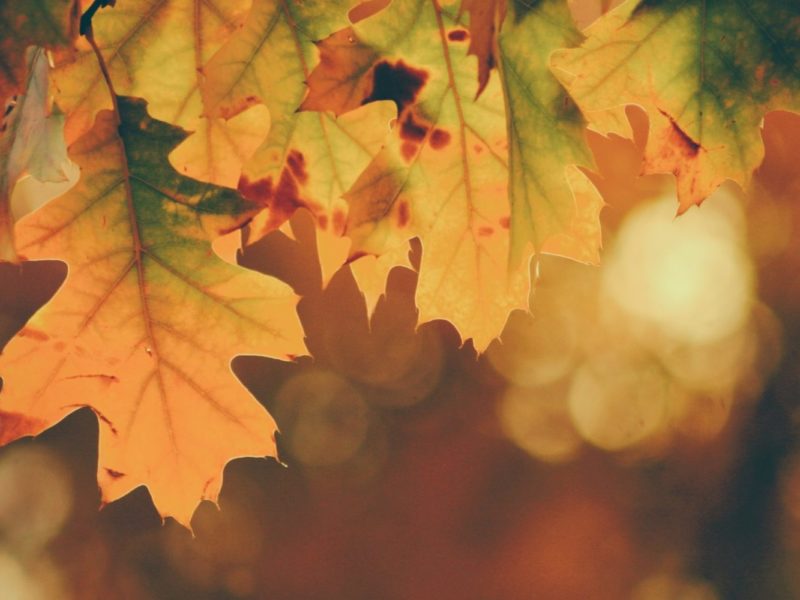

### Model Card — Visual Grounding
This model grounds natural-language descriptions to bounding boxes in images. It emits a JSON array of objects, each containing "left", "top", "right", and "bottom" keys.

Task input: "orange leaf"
[{"left": 0, "top": 97, "right": 305, "bottom": 527}]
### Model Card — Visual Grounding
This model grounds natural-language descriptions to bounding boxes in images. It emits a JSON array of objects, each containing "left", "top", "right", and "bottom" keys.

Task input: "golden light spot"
[
  {"left": 632, "top": 573, "right": 719, "bottom": 600},
  {"left": 602, "top": 190, "right": 754, "bottom": 346},
  {"left": 568, "top": 352, "right": 672, "bottom": 451},
  {"left": 0, "top": 445, "right": 73, "bottom": 553},
  {"left": 488, "top": 309, "right": 578, "bottom": 388},
  {"left": 499, "top": 385, "right": 581, "bottom": 463}
]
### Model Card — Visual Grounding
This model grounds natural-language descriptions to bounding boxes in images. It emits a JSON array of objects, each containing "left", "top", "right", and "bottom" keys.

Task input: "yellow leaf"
[
  {"left": 304, "top": 0, "right": 603, "bottom": 350},
  {"left": 53, "top": 0, "right": 268, "bottom": 186},
  {"left": 202, "top": 0, "right": 393, "bottom": 277}
]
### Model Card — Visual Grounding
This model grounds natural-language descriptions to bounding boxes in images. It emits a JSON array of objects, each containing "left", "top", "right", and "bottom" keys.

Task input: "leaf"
[
  {"left": 200, "top": 0, "right": 353, "bottom": 121},
  {"left": 53, "top": 0, "right": 269, "bottom": 187},
  {"left": 0, "top": 0, "right": 76, "bottom": 103},
  {"left": 305, "top": 0, "right": 603, "bottom": 350},
  {"left": 461, "top": 0, "right": 505, "bottom": 97},
  {"left": 0, "top": 96, "right": 305, "bottom": 526},
  {"left": 551, "top": 0, "right": 800, "bottom": 212},
  {"left": 199, "top": 0, "right": 395, "bottom": 279},
  {"left": 1, "top": 47, "right": 75, "bottom": 262},
  {"left": 498, "top": 0, "right": 604, "bottom": 265}
]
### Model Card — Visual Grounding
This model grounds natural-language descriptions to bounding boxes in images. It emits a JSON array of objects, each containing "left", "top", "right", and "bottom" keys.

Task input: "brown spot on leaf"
[
  {"left": 499, "top": 216, "right": 510, "bottom": 229},
  {"left": 286, "top": 150, "right": 308, "bottom": 184},
  {"left": 18, "top": 327, "right": 49, "bottom": 341},
  {"left": 478, "top": 226, "right": 494, "bottom": 237},
  {"left": 401, "top": 142, "right": 418, "bottom": 162},
  {"left": 448, "top": 29, "right": 469, "bottom": 42},
  {"left": 362, "top": 60, "right": 428, "bottom": 113},
  {"left": 397, "top": 201, "right": 410, "bottom": 228},
  {"left": 658, "top": 108, "right": 700, "bottom": 156},
  {"left": 430, "top": 129, "right": 451, "bottom": 149},
  {"left": 317, "top": 214, "right": 329, "bottom": 230},
  {"left": 400, "top": 112, "right": 429, "bottom": 142},
  {"left": 95, "top": 410, "right": 118, "bottom": 435},
  {"left": 270, "top": 170, "right": 307, "bottom": 228},
  {"left": 64, "top": 373, "right": 120, "bottom": 384},
  {"left": 238, "top": 155, "right": 311, "bottom": 232},
  {"left": 237, "top": 175, "right": 273, "bottom": 205},
  {"left": 332, "top": 209, "right": 347, "bottom": 235}
]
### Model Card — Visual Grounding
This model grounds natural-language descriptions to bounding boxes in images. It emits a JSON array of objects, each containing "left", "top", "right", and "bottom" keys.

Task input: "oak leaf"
[
  {"left": 202, "top": 0, "right": 394, "bottom": 262},
  {"left": 53, "top": 0, "right": 269, "bottom": 187},
  {"left": 551, "top": 0, "right": 800, "bottom": 212},
  {"left": 0, "top": 96, "right": 305, "bottom": 526},
  {"left": 305, "top": 0, "right": 602, "bottom": 349}
]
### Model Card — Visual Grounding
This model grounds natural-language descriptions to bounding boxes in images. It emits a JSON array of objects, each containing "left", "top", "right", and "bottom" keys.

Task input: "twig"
[{"left": 80, "top": 0, "right": 120, "bottom": 117}]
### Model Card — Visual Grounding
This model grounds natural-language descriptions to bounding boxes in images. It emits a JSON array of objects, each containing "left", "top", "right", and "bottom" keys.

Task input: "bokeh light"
[
  {"left": 632, "top": 573, "right": 719, "bottom": 600},
  {"left": 602, "top": 188, "right": 754, "bottom": 346},
  {"left": 568, "top": 350, "right": 673, "bottom": 451},
  {"left": 488, "top": 308, "right": 579, "bottom": 389},
  {"left": 273, "top": 370, "right": 371, "bottom": 467},
  {"left": 0, "top": 445, "right": 73, "bottom": 555},
  {"left": 499, "top": 384, "right": 581, "bottom": 463}
]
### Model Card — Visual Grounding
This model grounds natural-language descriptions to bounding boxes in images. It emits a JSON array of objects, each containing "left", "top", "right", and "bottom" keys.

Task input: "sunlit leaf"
[
  {"left": 551, "top": 0, "right": 800, "bottom": 212},
  {"left": 305, "top": 0, "right": 602, "bottom": 350},
  {"left": 53, "top": 0, "right": 268, "bottom": 187},
  {"left": 198, "top": 0, "right": 393, "bottom": 279},
  {"left": 0, "top": 97, "right": 305, "bottom": 526},
  {"left": 499, "top": 0, "right": 604, "bottom": 265}
]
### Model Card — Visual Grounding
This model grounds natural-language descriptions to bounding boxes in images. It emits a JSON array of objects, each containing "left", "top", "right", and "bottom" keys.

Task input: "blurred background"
[{"left": 1, "top": 2, "right": 800, "bottom": 599}]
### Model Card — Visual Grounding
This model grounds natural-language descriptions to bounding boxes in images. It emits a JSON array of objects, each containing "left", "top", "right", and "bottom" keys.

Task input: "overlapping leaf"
[
  {"left": 53, "top": 0, "right": 269, "bottom": 187},
  {"left": 0, "top": 47, "right": 74, "bottom": 262},
  {"left": 551, "top": 0, "right": 800, "bottom": 212},
  {"left": 305, "top": 0, "right": 602, "bottom": 349},
  {"left": 498, "top": 0, "right": 604, "bottom": 266},
  {"left": 0, "top": 0, "right": 76, "bottom": 103},
  {"left": 0, "top": 97, "right": 305, "bottom": 526},
  {"left": 201, "top": 0, "right": 394, "bottom": 263}
]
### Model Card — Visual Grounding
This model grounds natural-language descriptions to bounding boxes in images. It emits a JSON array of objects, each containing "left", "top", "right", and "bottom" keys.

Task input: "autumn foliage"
[{"left": 0, "top": 0, "right": 798, "bottom": 528}]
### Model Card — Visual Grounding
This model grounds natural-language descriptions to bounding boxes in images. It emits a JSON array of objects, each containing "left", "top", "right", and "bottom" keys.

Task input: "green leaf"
[{"left": 551, "top": 0, "right": 800, "bottom": 212}]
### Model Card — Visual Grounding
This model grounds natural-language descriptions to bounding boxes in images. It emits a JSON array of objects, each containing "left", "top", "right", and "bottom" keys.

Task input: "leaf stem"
[{"left": 80, "top": 0, "right": 120, "bottom": 119}]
